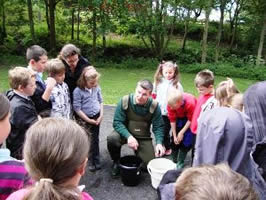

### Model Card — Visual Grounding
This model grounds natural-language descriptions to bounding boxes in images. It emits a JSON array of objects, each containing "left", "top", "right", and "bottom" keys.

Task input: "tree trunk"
[
  {"left": 182, "top": 8, "right": 191, "bottom": 51},
  {"left": 92, "top": 6, "right": 97, "bottom": 62},
  {"left": 0, "top": 0, "right": 7, "bottom": 44},
  {"left": 48, "top": 0, "right": 56, "bottom": 53},
  {"left": 27, "top": 0, "right": 35, "bottom": 42},
  {"left": 215, "top": 0, "right": 226, "bottom": 62},
  {"left": 71, "top": 8, "right": 74, "bottom": 40},
  {"left": 77, "top": 4, "right": 80, "bottom": 41},
  {"left": 102, "top": 35, "right": 106, "bottom": 49},
  {"left": 44, "top": 0, "right": 50, "bottom": 31},
  {"left": 256, "top": 14, "right": 266, "bottom": 65},
  {"left": 201, "top": 2, "right": 212, "bottom": 64}
]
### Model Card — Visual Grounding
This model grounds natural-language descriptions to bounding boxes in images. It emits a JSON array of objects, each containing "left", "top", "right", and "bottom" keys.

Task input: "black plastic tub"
[{"left": 119, "top": 155, "right": 143, "bottom": 186}]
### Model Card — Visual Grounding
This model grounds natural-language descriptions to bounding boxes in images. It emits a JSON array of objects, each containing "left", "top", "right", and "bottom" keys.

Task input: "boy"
[
  {"left": 167, "top": 89, "right": 196, "bottom": 169},
  {"left": 26, "top": 45, "right": 56, "bottom": 117},
  {"left": 190, "top": 69, "right": 217, "bottom": 162},
  {"left": 6, "top": 67, "right": 38, "bottom": 159},
  {"left": 46, "top": 58, "right": 72, "bottom": 119}
]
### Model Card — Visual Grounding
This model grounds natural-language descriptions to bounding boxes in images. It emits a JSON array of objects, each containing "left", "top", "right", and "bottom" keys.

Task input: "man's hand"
[
  {"left": 155, "top": 144, "right": 165, "bottom": 157},
  {"left": 127, "top": 136, "right": 139, "bottom": 150}
]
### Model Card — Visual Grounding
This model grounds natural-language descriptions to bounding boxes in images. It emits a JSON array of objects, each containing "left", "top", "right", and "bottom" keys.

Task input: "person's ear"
[
  {"left": 77, "top": 158, "right": 88, "bottom": 176},
  {"left": 29, "top": 59, "right": 36, "bottom": 66},
  {"left": 17, "top": 84, "right": 24, "bottom": 92}
]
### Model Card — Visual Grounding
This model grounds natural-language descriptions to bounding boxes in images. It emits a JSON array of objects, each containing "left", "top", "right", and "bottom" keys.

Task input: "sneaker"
[
  {"left": 165, "top": 149, "right": 172, "bottom": 156},
  {"left": 111, "top": 162, "right": 120, "bottom": 177}
]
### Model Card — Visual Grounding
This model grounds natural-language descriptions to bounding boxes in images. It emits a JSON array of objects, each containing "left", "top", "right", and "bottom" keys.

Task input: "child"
[
  {"left": 167, "top": 89, "right": 196, "bottom": 169},
  {"left": 45, "top": 58, "right": 72, "bottom": 119},
  {"left": 175, "top": 164, "right": 258, "bottom": 200},
  {"left": 26, "top": 45, "right": 56, "bottom": 117},
  {"left": 73, "top": 66, "right": 103, "bottom": 172},
  {"left": 228, "top": 93, "right": 243, "bottom": 111},
  {"left": 6, "top": 67, "right": 38, "bottom": 159},
  {"left": 190, "top": 69, "right": 217, "bottom": 163},
  {"left": 7, "top": 118, "right": 94, "bottom": 200},
  {"left": 0, "top": 94, "right": 32, "bottom": 200},
  {"left": 215, "top": 78, "right": 240, "bottom": 107},
  {"left": 153, "top": 61, "right": 184, "bottom": 155}
]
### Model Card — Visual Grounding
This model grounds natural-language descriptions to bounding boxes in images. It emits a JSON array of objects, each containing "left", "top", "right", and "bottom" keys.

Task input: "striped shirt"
[{"left": 0, "top": 149, "right": 31, "bottom": 200}]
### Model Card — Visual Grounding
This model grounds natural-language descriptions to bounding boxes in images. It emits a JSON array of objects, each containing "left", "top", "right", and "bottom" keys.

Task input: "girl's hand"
[
  {"left": 88, "top": 118, "right": 97, "bottom": 125},
  {"left": 173, "top": 136, "right": 179, "bottom": 145},
  {"left": 96, "top": 116, "right": 103, "bottom": 125},
  {"left": 177, "top": 132, "right": 184, "bottom": 144}
]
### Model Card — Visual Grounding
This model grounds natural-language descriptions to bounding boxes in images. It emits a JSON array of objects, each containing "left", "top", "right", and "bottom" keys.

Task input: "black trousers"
[{"left": 76, "top": 113, "right": 100, "bottom": 166}]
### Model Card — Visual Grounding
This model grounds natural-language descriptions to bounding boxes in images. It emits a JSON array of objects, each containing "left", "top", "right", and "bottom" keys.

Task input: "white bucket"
[{"left": 147, "top": 158, "right": 176, "bottom": 189}]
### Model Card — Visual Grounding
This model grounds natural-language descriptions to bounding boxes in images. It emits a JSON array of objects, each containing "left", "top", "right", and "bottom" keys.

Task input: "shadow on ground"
[{"left": 81, "top": 105, "right": 191, "bottom": 200}]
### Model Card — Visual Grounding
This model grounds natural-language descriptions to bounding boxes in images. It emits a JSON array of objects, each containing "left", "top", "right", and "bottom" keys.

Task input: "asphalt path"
[{"left": 80, "top": 105, "right": 191, "bottom": 200}]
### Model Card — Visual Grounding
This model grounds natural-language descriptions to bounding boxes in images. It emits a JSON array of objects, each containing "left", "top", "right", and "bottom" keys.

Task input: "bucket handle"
[{"left": 147, "top": 164, "right": 152, "bottom": 175}]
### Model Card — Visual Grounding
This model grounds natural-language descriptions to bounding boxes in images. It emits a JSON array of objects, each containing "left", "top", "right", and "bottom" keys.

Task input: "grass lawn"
[{"left": 1, "top": 64, "right": 257, "bottom": 105}]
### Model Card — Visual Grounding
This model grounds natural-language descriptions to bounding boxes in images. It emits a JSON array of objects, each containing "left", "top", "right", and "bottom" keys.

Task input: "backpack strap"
[
  {"left": 149, "top": 99, "right": 158, "bottom": 114},
  {"left": 122, "top": 95, "right": 130, "bottom": 110}
]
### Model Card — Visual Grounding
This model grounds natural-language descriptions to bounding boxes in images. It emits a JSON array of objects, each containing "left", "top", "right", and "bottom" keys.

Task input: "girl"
[
  {"left": 153, "top": 61, "right": 183, "bottom": 155},
  {"left": 0, "top": 94, "right": 31, "bottom": 200},
  {"left": 215, "top": 78, "right": 239, "bottom": 107},
  {"left": 7, "top": 118, "right": 93, "bottom": 200},
  {"left": 73, "top": 66, "right": 103, "bottom": 172}
]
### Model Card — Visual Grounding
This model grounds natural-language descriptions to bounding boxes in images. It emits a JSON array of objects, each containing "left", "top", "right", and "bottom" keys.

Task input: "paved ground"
[{"left": 81, "top": 105, "right": 191, "bottom": 200}]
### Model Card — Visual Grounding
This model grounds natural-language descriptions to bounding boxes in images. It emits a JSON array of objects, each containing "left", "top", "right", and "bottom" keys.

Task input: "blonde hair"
[
  {"left": 215, "top": 78, "right": 240, "bottom": 107},
  {"left": 194, "top": 69, "right": 214, "bottom": 87},
  {"left": 175, "top": 163, "right": 259, "bottom": 200},
  {"left": 23, "top": 118, "right": 89, "bottom": 200},
  {"left": 167, "top": 88, "right": 183, "bottom": 108},
  {"left": 46, "top": 58, "right": 65, "bottom": 77},
  {"left": 8, "top": 67, "right": 36, "bottom": 89},
  {"left": 228, "top": 93, "right": 244, "bottom": 111},
  {"left": 77, "top": 66, "right": 100, "bottom": 89},
  {"left": 154, "top": 61, "right": 180, "bottom": 89}
]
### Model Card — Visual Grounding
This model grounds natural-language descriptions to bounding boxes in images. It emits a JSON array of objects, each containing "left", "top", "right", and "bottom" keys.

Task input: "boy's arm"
[
  {"left": 177, "top": 120, "right": 191, "bottom": 143},
  {"left": 42, "top": 77, "right": 56, "bottom": 101}
]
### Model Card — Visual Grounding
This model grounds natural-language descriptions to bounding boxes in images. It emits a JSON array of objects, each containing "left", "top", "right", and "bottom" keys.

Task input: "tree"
[
  {"left": 27, "top": 0, "right": 36, "bottom": 42},
  {"left": 201, "top": 0, "right": 213, "bottom": 64},
  {"left": 125, "top": 0, "right": 180, "bottom": 59},
  {"left": 44, "top": 0, "right": 61, "bottom": 53},
  {"left": 215, "top": 0, "right": 229, "bottom": 62},
  {"left": 0, "top": 0, "right": 6, "bottom": 44}
]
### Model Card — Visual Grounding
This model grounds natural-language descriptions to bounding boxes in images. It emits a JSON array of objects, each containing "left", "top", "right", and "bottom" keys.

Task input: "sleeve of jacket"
[
  {"left": 152, "top": 104, "right": 164, "bottom": 144},
  {"left": 113, "top": 99, "right": 132, "bottom": 139}
]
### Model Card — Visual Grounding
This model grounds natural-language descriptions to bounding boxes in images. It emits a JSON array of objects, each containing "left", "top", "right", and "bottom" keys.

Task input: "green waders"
[{"left": 107, "top": 95, "right": 158, "bottom": 168}]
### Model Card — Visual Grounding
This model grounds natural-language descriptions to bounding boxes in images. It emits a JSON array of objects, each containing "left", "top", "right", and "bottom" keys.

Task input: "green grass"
[{"left": 0, "top": 55, "right": 257, "bottom": 105}]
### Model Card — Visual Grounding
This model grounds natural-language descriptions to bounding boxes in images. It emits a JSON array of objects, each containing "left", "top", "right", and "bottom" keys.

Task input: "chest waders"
[{"left": 107, "top": 95, "right": 158, "bottom": 167}]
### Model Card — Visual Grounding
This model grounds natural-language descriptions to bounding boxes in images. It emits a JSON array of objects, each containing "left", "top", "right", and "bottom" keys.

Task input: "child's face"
[
  {"left": 31, "top": 55, "right": 48, "bottom": 73},
  {"left": 0, "top": 112, "right": 11, "bottom": 143},
  {"left": 86, "top": 79, "right": 98, "bottom": 89},
  {"left": 197, "top": 85, "right": 213, "bottom": 95},
  {"left": 162, "top": 66, "right": 175, "bottom": 80},
  {"left": 54, "top": 72, "right": 65, "bottom": 84},
  {"left": 170, "top": 99, "right": 183, "bottom": 110},
  {"left": 22, "top": 77, "right": 37, "bottom": 96}
]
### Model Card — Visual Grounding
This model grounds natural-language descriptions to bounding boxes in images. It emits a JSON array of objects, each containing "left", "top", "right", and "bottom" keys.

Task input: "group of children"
[
  {"left": 152, "top": 60, "right": 242, "bottom": 169},
  {"left": 0, "top": 44, "right": 264, "bottom": 200}
]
